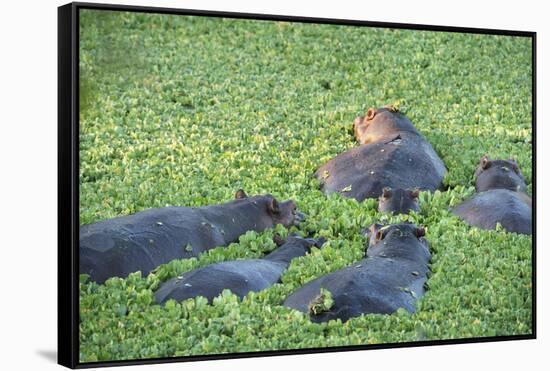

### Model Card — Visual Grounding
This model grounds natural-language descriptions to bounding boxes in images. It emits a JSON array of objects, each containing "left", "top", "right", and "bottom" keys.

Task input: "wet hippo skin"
[
  {"left": 284, "top": 223, "right": 431, "bottom": 323},
  {"left": 453, "top": 189, "right": 532, "bottom": 235},
  {"left": 453, "top": 156, "right": 532, "bottom": 235},
  {"left": 316, "top": 107, "right": 446, "bottom": 202},
  {"left": 154, "top": 235, "right": 325, "bottom": 304},
  {"left": 80, "top": 190, "right": 304, "bottom": 283}
]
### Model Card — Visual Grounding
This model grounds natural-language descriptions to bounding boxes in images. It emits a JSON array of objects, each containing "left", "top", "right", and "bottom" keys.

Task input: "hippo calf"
[
  {"left": 284, "top": 223, "right": 431, "bottom": 323},
  {"left": 80, "top": 190, "right": 304, "bottom": 283},
  {"left": 316, "top": 107, "right": 446, "bottom": 202},
  {"left": 453, "top": 156, "right": 532, "bottom": 235},
  {"left": 378, "top": 187, "right": 420, "bottom": 214},
  {"left": 155, "top": 235, "right": 325, "bottom": 304}
]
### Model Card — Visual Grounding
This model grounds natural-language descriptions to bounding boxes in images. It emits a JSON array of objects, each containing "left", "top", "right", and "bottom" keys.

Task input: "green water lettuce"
[{"left": 78, "top": 10, "right": 532, "bottom": 362}]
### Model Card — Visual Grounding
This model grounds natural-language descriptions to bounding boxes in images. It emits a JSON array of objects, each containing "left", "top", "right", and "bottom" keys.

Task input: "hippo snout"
[{"left": 293, "top": 211, "right": 306, "bottom": 225}]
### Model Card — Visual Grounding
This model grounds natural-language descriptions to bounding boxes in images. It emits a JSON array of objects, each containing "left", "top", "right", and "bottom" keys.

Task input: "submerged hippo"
[
  {"left": 80, "top": 190, "right": 304, "bottom": 283},
  {"left": 475, "top": 156, "right": 527, "bottom": 193},
  {"left": 284, "top": 223, "right": 431, "bottom": 323},
  {"left": 316, "top": 107, "right": 446, "bottom": 201},
  {"left": 155, "top": 234, "right": 325, "bottom": 304},
  {"left": 378, "top": 187, "right": 420, "bottom": 214},
  {"left": 453, "top": 156, "right": 532, "bottom": 235}
]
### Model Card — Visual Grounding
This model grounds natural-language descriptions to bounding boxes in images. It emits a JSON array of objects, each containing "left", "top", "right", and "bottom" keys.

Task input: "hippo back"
[
  {"left": 284, "top": 255, "right": 429, "bottom": 323},
  {"left": 284, "top": 227, "right": 430, "bottom": 323},
  {"left": 453, "top": 189, "right": 532, "bottom": 235},
  {"left": 155, "top": 259, "right": 286, "bottom": 303},
  {"left": 316, "top": 133, "right": 446, "bottom": 201},
  {"left": 79, "top": 207, "right": 226, "bottom": 282},
  {"left": 79, "top": 195, "right": 296, "bottom": 283}
]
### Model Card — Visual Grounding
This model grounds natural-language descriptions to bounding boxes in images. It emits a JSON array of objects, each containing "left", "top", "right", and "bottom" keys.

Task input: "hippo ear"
[
  {"left": 272, "top": 234, "right": 285, "bottom": 247},
  {"left": 375, "top": 230, "right": 384, "bottom": 241},
  {"left": 410, "top": 188, "right": 420, "bottom": 198},
  {"left": 369, "top": 223, "right": 383, "bottom": 235},
  {"left": 480, "top": 155, "right": 492, "bottom": 170},
  {"left": 268, "top": 198, "right": 280, "bottom": 214},
  {"left": 366, "top": 108, "right": 376, "bottom": 120},
  {"left": 381, "top": 187, "right": 392, "bottom": 198},
  {"left": 416, "top": 226, "right": 426, "bottom": 238},
  {"left": 235, "top": 189, "right": 248, "bottom": 199},
  {"left": 366, "top": 223, "right": 383, "bottom": 238}
]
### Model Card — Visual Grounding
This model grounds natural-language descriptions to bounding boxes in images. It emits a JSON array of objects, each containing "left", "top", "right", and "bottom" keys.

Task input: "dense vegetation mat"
[{"left": 78, "top": 10, "right": 532, "bottom": 362}]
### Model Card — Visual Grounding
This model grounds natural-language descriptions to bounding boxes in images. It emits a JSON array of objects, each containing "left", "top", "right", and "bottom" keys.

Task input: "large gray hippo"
[
  {"left": 154, "top": 234, "right": 325, "bottom": 304},
  {"left": 80, "top": 190, "right": 304, "bottom": 283},
  {"left": 284, "top": 223, "right": 431, "bottom": 323},
  {"left": 316, "top": 107, "right": 446, "bottom": 202},
  {"left": 453, "top": 156, "right": 532, "bottom": 235}
]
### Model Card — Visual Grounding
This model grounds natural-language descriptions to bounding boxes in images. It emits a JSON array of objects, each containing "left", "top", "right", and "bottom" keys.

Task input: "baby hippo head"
[
  {"left": 268, "top": 233, "right": 326, "bottom": 262},
  {"left": 474, "top": 156, "right": 527, "bottom": 193},
  {"left": 353, "top": 106, "right": 419, "bottom": 145},
  {"left": 378, "top": 187, "right": 420, "bottom": 215},
  {"left": 273, "top": 233, "right": 326, "bottom": 250},
  {"left": 235, "top": 190, "right": 305, "bottom": 227},
  {"left": 364, "top": 223, "right": 429, "bottom": 258}
]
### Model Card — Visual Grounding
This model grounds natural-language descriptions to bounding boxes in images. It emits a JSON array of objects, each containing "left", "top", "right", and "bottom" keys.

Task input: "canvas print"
[{"left": 77, "top": 8, "right": 533, "bottom": 364}]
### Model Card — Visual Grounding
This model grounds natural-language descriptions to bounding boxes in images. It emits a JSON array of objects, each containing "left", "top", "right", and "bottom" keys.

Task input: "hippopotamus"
[
  {"left": 378, "top": 187, "right": 420, "bottom": 214},
  {"left": 80, "top": 190, "right": 305, "bottom": 283},
  {"left": 316, "top": 107, "right": 446, "bottom": 202},
  {"left": 474, "top": 156, "right": 528, "bottom": 193},
  {"left": 453, "top": 156, "right": 532, "bottom": 235},
  {"left": 154, "top": 234, "right": 325, "bottom": 304},
  {"left": 284, "top": 223, "right": 431, "bottom": 323}
]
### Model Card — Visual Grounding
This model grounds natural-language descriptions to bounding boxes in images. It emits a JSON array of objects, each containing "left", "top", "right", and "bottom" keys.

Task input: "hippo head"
[
  {"left": 353, "top": 106, "right": 419, "bottom": 145},
  {"left": 267, "top": 233, "right": 326, "bottom": 262},
  {"left": 235, "top": 190, "right": 305, "bottom": 228},
  {"left": 365, "top": 223, "right": 429, "bottom": 258},
  {"left": 378, "top": 187, "right": 421, "bottom": 215},
  {"left": 274, "top": 233, "right": 326, "bottom": 250},
  {"left": 474, "top": 156, "right": 527, "bottom": 193}
]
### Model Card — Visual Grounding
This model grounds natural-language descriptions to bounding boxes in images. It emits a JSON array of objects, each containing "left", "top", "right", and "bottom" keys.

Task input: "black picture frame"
[{"left": 58, "top": 2, "right": 537, "bottom": 368}]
